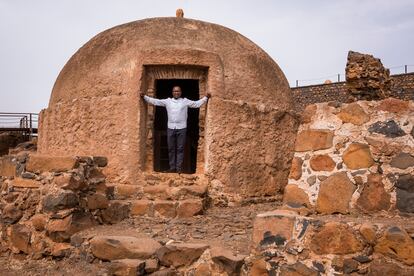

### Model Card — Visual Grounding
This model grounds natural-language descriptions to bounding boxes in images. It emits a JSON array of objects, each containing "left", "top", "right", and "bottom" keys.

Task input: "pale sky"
[{"left": 1, "top": 0, "right": 414, "bottom": 113}]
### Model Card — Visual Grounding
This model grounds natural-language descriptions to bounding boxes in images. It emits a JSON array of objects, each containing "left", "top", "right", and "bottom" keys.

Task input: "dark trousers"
[{"left": 167, "top": 128, "right": 186, "bottom": 171}]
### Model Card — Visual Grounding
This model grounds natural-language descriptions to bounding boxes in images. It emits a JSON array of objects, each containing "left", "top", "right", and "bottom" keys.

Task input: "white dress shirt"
[{"left": 144, "top": 95, "right": 208, "bottom": 129}]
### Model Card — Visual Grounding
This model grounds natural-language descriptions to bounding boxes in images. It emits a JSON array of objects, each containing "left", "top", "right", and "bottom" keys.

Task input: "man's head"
[{"left": 172, "top": 86, "right": 182, "bottom": 99}]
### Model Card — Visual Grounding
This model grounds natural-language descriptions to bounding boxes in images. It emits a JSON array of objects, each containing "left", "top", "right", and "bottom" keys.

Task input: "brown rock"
[
  {"left": 10, "top": 224, "right": 32, "bottom": 254},
  {"left": 295, "top": 130, "right": 334, "bottom": 152},
  {"left": 194, "top": 263, "right": 212, "bottom": 276},
  {"left": 176, "top": 199, "right": 203, "bottom": 218},
  {"left": 53, "top": 174, "right": 86, "bottom": 191},
  {"left": 359, "top": 223, "right": 377, "bottom": 244},
  {"left": 375, "top": 226, "right": 414, "bottom": 265},
  {"left": 343, "top": 143, "right": 375, "bottom": 169},
  {"left": 253, "top": 210, "right": 295, "bottom": 247},
  {"left": 154, "top": 200, "right": 176, "bottom": 218},
  {"left": 31, "top": 214, "right": 47, "bottom": 231},
  {"left": 101, "top": 201, "right": 130, "bottom": 224},
  {"left": 309, "top": 154, "right": 335, "bottom": 171},
  {"left": 337, "top": 102, "right": 370, "bottom": 125},
  {"left": 210, "top": 246, "right": 246, "bottom": 275},
  {"left": 280, "top": 262, "right": 318, "bottom": 276},
  {"left": 283, "top": 184, "right": 310, "bottom": 208},
  {"left": 390, "top": 152, "right": 414, "bottom": 169},
  {"left": 93, "top": 156, "right": 108, "bottom": 167},
  {"left": 42, "top": 190, "right": 79, "bottom": 212},
  {"left": 51, "top": 243, "right": 73, "bottom": 257},
  {"left": 87, "top": 192, "right": 109, "bottom": 210},
  {"left": 156, "top": 242, "right": 209, "bottom": 267},
  {"left": 301, "top": 104, "right": 317, "bottom": 124},
  {"left": 46, "top": 211, "right": 97, "bottom": 242},
  {"left": 288, "top": 157, "right": 303, "bottom": 180},
  {"left": 26, "top": 155, "right": 78, "bottom": 173},
  {"left": 130, "top": 200, "right": 153, "bottom": 216},
  {"left": 357, "top": 174, "right": 390, "bottom": 213},
  {"left": 250, "top": 259, "right": 268, "bottom": 276},
  {"left": 145, "top": 258, "right": 159, "bottom": 273},
  {"left": 368, "top": 258, "right": 414, "bottom": 276},
  {"left": 378, "top": 98, "right": 409, "bottom": 113},
  {"left": 90, "top": 236, "right": 161, "bottom": 260},
  {"left": 2, "top": 203, "right": 23, "bottom": 224},
  {"left": 310, "top": 222, "right": 363, "bottom": 254},
  {"left": 115, "top": 185, "right": 141, "bottom": 199},
  {"left": 316, "top": 172, "right": 356, "bottom": 214},
  {"left": 11, "top": 177, "right": 41, "bottom": 188},
  {"left": 110, "top": 259, "right": 146, "bottom": 276}
]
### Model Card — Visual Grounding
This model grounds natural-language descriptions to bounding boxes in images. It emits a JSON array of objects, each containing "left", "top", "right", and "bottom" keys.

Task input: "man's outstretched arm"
[
  {"left": 186, "top": 93, "right": 211, "bottom": 108},
  {"left": 140, "top": 91, "right": 167, "bottom": 106}
]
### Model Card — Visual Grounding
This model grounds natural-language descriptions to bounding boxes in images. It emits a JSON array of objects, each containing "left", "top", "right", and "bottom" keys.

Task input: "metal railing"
[
  {"left": 0, "top": 112, "right": 39, "bottom": 138},
  {"left": 293, "top": 64, "right": 414, "bottom": 87}
]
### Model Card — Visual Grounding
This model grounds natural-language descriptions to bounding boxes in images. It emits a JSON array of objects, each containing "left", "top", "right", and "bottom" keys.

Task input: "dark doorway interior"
[{"left": 153, "top": 79, "right": 200, "bottom": 174}]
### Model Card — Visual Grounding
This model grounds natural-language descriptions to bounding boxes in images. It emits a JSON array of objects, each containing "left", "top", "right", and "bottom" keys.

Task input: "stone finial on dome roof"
[{"left": 176, "top": 9, "right": 184, "bottom": 18}]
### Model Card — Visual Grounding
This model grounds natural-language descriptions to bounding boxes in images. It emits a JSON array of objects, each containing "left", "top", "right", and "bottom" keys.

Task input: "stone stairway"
[{"left": 110, "top": 172, "right": 209, "bottom": 219}]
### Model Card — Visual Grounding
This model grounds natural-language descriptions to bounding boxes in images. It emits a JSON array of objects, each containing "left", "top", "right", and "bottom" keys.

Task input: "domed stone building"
[{"left": 38, "top": 15, "right": 298, "bottom": 201}]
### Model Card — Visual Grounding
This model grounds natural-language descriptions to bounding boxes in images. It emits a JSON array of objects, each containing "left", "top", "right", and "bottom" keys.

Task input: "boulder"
[
  {"left": 316, "top": 172, "right": 355, "bottom": 214},
  {"left": 342, "top": 143, "right": 375, "bottom": 169},
  {"left": 156, "top": 242, "right": 209, "bottom": 267},
  {"left": 310, "top": 222, "right": 363, "bottom": 254},
  {"left": 90, "top": 236, "right": 161, "bottom": 261},
  {"left": 295, "top": 130, "right": 334, "bottom": 152}
]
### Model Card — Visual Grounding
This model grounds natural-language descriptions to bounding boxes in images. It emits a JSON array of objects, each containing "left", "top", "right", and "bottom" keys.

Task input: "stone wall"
[{"left": 292, "top": 73, "right": 414, "bottom": 111}]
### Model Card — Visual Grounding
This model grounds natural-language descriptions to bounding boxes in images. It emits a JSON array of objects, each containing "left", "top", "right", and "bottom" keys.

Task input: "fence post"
[
  {"left": 296, "top": 80, "right": 298, "bottom": 87},
  {"left": 405, "top": 65, "right": 408, "bottom": 74},
  {"left": 337, "top": 74, "right": 340, "bottom": 82},
  {"left": 29, "top": 113, "right": 33, "bottom": 138}
]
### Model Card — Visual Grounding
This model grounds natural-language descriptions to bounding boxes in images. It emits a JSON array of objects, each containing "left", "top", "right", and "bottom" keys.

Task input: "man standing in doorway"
[{"left": 140, "top": 86, "right": 211, "bottom": 173}]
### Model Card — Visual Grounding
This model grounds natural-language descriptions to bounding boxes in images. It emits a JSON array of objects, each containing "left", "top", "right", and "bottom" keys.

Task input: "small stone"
[
  {"left": 11, "top": 177, "right": 41, "bottom": 188},
  {"left": 156, "top": 242, "right": 209, "bottom": 267},
  {"left": 176, "top": 199, "right": 203, "bottom": 218},
  {"left": 353, "top": 175, "right": 364, "bottom": 185},
  {"left": 51, "top": 243, "right": 73, "bottom": 257},
  {"left": 343, "top": 143, "right": 375, "bottom": 169},
  {"left": 357, "top": 174, "right": 390, "bottom": 213},
  {"left": 337, "top": 102, "right": 369, "bottom": 125},
  {"left": 90, "top": 236, "right": 161, "bottom": 261},
  {"left": 306, "top": 175, "right": 317, "bottom": 186},
  {"left": 101, "top": 201, "right": 130, "bottom": 224},
  {"left": 154, "top": 200, "right": 176, "bottom": 218},
  {"left": 250, "top": 259, "right": 267, "bottom": 276},
  {"left": 280, "top": 263, "right": 318, "bottom": 276},
  {"left": 317, "top": 175, "right": 327, "bottom": 181},
  {"left": 21, "top": 172, "right": 36, "bottom": 179},
  {"left": 210, "top": 246, "right": 246, "bottom": 275},
  {"left": 109, "top": 259, "right": 146, "bottom": 276},
  {"left": 87, "top": 168, "right": 106, "bottom": 184},
  {"left": 316, "top": 172, "right": 356, "bottom": 214},
  {"left": 283, "top": 184, "right": 310, "bottom": 208},
  {"left": 309, "top": 154, "right": 336, "bottom": 171},
  {"left": 343, "top": 258, "right": 359, "bottom": 274},
  {"left": 359, "top": 223, "right": 377, "bottom": 244},
  {"left": 31, "top": 214, "right": 47, "bottom": 231},
  {"left": 312, "top": 261, "right": 325, "bottom": 273},
  {"left": 310, "top": 222, "right": 363, "bottom": 255},
  {"left": 390, "top": 152, "right": 414, "bottom": 169},
  {"left": 53, "top": 174, "right": 86, "bottom": 191},
  {"left": 375, "top": 226, "right": 414, "bottom": 265},
  {"left": 93, "top": 156, "right": 108, "bottom": 167},
  {"left": 288, "top": 157, "right": 303, "bottom": 180},
  {"left": 144, "top": 258, "right": 159, "bottom": 273},
  {"left": 353, "top": 255, "right": 371, "bottom": 263},
  {"left": 10, "top": 224, "right": 32, "bottom": 254},
  {"left": 336, "top": 162, "right": 343, "bottom": 169},
  {"left": 2, "top": 203, "right": 23, "bottom": 224},
  {"left": 42, "top": 190, "right": 79, "bottom": 212},
  {"left": 87, "top": 192, "right": 109, "bottom": 210},
  {"left": 395, "top": 174, "right": 414, "bottom": 213},
  {"left": 295, "top": 129, "right": 334, "bottom": 152},
  {"left": 194, "top": 263, "right": 212, "bottom": 276},
  {"left": 368, "top": 120, "right": 406, "bottom": 138}
]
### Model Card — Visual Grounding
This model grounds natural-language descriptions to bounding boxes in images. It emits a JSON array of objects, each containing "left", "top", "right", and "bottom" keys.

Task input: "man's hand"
[
  {"left": 206, "top": 93, "right": 212, "bottom": 98},
  {"left": 139, "top": 91, "right": 146, "bottom": 98}
]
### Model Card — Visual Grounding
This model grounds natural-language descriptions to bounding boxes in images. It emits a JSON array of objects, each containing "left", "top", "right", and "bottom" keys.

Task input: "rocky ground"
[{"left": 0, "top": 202, "right": 280, "bottom": 275}]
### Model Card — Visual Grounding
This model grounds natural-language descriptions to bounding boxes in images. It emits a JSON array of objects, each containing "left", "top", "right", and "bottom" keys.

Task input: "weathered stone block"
[
  {"left": 252, "top": 210, "right": 296, "bottom": 248},
  {"left": 176, "top": 199, "right": 203, "bottom": 218},
  {"left": 375, "top": 226, "right": 414, "bottom": 265},
  {"left": 156, "top": 242, "right": 209, "bottom": 267},
  {"left": 2, "top": 203, "right": 23, "bottom": 224},
  {"left": 87, "top": 192, "right": 109, "bottom": 210},
  {"left": 0, "top": 156, "right": 16, "bottom": 177},
  {"left": 283, "top": 184, "right": 310, "bottom": 208},
  {"left": 11, "top": 177, "right": 41, "bottom": 188},
  {"left": 90, "top": 236, "right": 161, "bottom": 261},
  {"left": 210, "top": 246, "right": 246, "bottom": 275},
  {"left": 101, "top": 201, "right": 130, "bottom": 224},
  {"left": 288, "top": 157, "right": 303, "bottom": 180},
  {"left": 10, "top": 224, "right": 32, "bottom": 254},
  {"left": 343, "top": 143, "right": 374, "bottom": 169},
  {"left": 368, "top": 120, "right": 405, "bottom": 138},
  {"left": 310, "top": 222, "right": 363, "bottom": 255},
  {"left": 295, "top": 130, "right": 334, "bottom": 152},
  {"left": 337, "top": 102, "right": 369, "bottom": 125},
  {"left": 357, "top": 174, "right": 390, "bottom": 213},
  {"left": 26, "top": 155, "right": 78, "bottom": 173},
  {"left": 154, "top": 200, "right": 176, "bottom": 218},
  {"left": 378, "top": 98, "right": 409, "bottom": 113},
  {"left": 110, "top": 259, "right": 146, "bottom": 276},
  {"left": 316, "top": 172, "right": 355, "bottom": 214},
  {"left": 130, "top": 200, "right": 153, "bottom": 216},
  {"left": 390, "top": 152, "right": 414, "bottom": 169},
  {"left": 396, "top": 174, "right": 414, "bottom": 213},
  {"left": 42, "top": 190, "right": 79, "bottom": 212}
]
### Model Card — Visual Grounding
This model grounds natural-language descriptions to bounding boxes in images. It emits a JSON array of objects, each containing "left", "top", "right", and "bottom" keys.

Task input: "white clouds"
[{"left": 0, "top": 0, "right": 413, "bottom": 112}]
